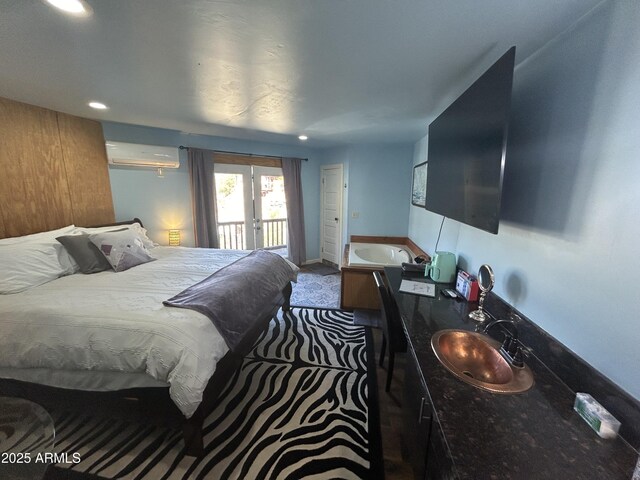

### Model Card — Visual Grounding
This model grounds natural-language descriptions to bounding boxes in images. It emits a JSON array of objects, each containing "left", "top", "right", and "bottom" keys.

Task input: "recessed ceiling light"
[
  {"left": 298, "top": 135, "right": 308, "bottom": 141},
  {"left": 44, "top": 0, "right": 92, "bottom": 17},
  {"left": 88, "top": 101, "right": 108, "bottom": 110}
]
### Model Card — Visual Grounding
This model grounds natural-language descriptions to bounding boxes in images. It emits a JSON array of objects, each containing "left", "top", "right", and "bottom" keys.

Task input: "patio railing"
[
  {"left": 217, "top": 218, "right": 287, "bottom": 250},
  {"left": 262, "top": 218, "right": 287, "bottom": 248},
  {"left": 217, "top": 221, "right": 245, "bottom": 250}
]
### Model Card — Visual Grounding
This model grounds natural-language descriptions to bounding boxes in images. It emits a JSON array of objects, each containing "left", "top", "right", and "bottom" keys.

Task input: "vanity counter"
[{"left": 384, "top": 267, "right": 639, "bottom": 479}]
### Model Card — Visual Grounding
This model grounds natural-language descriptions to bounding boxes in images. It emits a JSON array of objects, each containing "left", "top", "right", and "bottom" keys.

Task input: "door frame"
[{"left": 320, "top": 164, "right": 344, "bottom": 265}]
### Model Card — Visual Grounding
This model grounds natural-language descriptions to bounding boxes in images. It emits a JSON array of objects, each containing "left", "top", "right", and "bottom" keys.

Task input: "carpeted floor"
[
  {"left": 290, "top": 266, "right": 341, "bottom": 308},
  {"left": 42, "top": 308, "right": 381, "bottom": 480}
]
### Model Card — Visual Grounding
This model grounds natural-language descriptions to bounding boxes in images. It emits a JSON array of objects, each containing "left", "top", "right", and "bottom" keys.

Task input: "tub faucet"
[{"left": 483, "top": 319, "right": 524, "bottom": 368}]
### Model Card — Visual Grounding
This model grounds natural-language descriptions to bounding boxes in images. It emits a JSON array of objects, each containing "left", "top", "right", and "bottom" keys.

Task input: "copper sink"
[{"left": 431, "top": 329, "right": 534, "bottom": 394}]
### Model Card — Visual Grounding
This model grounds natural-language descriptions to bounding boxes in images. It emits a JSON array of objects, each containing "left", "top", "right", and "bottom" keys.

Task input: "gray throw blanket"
[{"left": 163, "top": 250, "right": 297, "bottom": 352}]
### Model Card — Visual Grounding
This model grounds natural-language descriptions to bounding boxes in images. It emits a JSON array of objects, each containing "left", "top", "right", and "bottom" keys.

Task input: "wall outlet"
[{"left": 351, "top": 211, "right": 359, "bottom": 218}]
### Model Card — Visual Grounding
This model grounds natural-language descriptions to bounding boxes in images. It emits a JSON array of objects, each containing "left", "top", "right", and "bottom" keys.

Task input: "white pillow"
[
  {"left": 0, "top": 225, "right": 76, "bottom": 246},
  {"left": 0, "top": 241, "right": 73, "bottom": 294},
  {"left": 0, "top": 225, "right": 81, "bottom": 277},
  {"left": 78, "top": 222, "right": 157, "bottom": 250},
  {"left": 129, "top": 223, "right": 158, "bottom": 249}
]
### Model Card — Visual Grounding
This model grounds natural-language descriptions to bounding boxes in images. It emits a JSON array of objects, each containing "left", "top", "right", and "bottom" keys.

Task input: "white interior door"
[{"left": 321, "top": 164, "right": 343, "bottom": 265}]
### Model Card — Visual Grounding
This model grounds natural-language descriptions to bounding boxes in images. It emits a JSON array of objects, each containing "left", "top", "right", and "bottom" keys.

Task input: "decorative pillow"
[
  {"left": 88, "top": 229, "right": 156, "bottom": 272},
  {"left": 56, "top": 234, "right": 113, "bottom": 274},
  {"left": 0, "top": 241, "right": 71, "bottom": 294},
  {"left": 79, "top": 222, "right": 156, "bottom": 250},
  {"left": 55, "top": 242, "right": 81, "bottom": 275}
]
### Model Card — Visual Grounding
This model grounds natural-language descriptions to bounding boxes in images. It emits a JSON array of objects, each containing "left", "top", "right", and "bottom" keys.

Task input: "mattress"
[{"left": 0, "top": 246, "right": 258, "bottom": 418}]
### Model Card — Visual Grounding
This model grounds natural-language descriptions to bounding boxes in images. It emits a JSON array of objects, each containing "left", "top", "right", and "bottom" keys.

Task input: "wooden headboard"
[{"left": 0, "top": 97, "right": 115, "bottom": 239}]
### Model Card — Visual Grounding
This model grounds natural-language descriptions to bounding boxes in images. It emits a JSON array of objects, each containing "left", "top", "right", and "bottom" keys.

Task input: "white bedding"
[{"left": 0, "top": 246, "right": 261, "bottom": 418}]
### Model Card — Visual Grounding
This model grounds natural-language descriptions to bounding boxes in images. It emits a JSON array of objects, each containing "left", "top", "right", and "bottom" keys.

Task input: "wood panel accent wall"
[
  {"left": 0, "top": 97, "right": 115, "bottom": 239},
  {"left": 57, "top": 113, "right": 114, "bottom": 227}
]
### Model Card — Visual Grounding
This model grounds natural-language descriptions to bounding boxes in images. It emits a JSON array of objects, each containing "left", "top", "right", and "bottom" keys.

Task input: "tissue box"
[{"left": 573, "top": 392, "right": 621, "bottom": 439}]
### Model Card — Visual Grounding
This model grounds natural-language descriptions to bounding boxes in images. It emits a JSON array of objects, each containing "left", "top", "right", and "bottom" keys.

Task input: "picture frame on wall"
[{"left": 411, "top": 161, "right": 427, "bottom": 207}]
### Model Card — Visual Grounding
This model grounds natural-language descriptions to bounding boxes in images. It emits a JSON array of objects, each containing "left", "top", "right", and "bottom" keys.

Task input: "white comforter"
[{"left": 0, "top": 247, "right": 257, "bottom": 418}]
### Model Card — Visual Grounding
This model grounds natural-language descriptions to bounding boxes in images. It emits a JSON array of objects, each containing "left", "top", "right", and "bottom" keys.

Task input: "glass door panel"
[
  {"left": 253, "top": 166, "right": 287, "bottom": 250},
  {"left": 214, "top": 164, "right": 287, "bottom": 252},
  {"left": 214, "top": 164, "right": 253, "bottom": 249}
]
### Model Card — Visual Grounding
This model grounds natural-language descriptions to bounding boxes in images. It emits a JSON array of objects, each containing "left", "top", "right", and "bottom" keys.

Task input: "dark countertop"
[{"left": 385, "top": 267, "right": 639, "bottom": 480}]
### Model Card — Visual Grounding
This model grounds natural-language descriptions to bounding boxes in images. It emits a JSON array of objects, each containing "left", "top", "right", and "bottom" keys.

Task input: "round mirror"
[
  {"left": 469, "top": 264, "right": 495, "bottom": 323},
  {"left": 477, "top": 264, "right": 495, "bottom": 293}
]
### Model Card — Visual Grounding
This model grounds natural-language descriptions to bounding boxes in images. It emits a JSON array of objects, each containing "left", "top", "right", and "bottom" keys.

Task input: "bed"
[{"left": 0, "top": 220, "right": 295, "bottom": 455}]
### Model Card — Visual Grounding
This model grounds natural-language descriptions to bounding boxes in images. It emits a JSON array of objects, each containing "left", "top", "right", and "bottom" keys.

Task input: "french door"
[{"left": 214, "top": 164, "right": 287, "bottom": 251}]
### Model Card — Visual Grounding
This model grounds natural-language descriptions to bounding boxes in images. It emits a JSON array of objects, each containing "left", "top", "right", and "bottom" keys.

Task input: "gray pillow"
[
  {"left": 89, "top": 229, "right": 155, "bottom": 272},
  {"left": 56, "top": 234, "right": 112, "bottom": 274}
]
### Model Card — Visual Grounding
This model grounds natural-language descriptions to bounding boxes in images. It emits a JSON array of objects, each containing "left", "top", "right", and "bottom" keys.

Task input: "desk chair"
[{"left": 373, "top": 271, "right": 407, "bottom": 392}]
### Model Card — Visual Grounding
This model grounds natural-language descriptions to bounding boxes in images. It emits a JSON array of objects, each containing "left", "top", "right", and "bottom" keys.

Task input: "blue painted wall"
[
  {"left": 407, "top": 135, "right": 460, "bottom": 254},
  {"left": 105, "top": 121, "right": 413, "bottom": 266},
  {"left": 409, "top": 0, "right": 640, "bottom": 401},
  {"left": 103, "top": 122, "right": 322, "bottom": 259},
  {"left": 321, "top": 144, "right": 414, "bottom": 244},
  {"left": 345, "top": 144, "right": 414, "bottom": 238}
]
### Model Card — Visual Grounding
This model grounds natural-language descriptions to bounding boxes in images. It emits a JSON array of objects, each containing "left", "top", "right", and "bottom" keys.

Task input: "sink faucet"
[{"left": 483, "top": 319, "right": 525, "bottom": 368}]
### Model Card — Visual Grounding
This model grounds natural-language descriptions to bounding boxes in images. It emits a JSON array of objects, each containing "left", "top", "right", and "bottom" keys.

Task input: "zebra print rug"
[{"left": 46, "top": 308, "right": 382, "bottom": 480}]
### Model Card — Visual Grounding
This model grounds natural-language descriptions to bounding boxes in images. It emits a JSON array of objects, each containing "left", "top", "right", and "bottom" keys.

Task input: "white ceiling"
[{"left": 0, "top": 0, "right": 603, "bottom": 147}]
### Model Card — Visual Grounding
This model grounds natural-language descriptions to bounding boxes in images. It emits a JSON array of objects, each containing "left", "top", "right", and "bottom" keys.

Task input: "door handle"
[{"left": 334, "top": 217, "right": 339, "bottom": 221}]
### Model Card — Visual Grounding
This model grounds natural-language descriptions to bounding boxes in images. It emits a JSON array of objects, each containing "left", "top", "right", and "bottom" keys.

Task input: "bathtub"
[{"left": 348, "top": 243, "right": 412, "bottom": 267}]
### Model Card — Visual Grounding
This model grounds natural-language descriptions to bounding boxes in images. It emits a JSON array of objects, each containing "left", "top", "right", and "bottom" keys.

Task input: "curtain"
[
  {"left": 282, "top": 157, "right": 306, "bottom": 266},
  {"left": 188, "top": 148, "right": 219, "bottom": 248}
]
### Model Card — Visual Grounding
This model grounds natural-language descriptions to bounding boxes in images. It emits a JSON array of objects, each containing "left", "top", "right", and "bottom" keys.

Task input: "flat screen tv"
[{"left": 425, "top": 46, "right": 515, "bottom": 234}]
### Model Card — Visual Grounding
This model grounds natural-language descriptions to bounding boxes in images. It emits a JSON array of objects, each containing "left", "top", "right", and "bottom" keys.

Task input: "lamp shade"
[{"left": 168, "top": 229, "right": 180, "bottom": 246}]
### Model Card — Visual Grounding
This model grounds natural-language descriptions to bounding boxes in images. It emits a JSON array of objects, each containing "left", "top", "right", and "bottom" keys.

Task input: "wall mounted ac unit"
[{"left": 106, "top": 141, "right": 180, "bottom": 169}]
